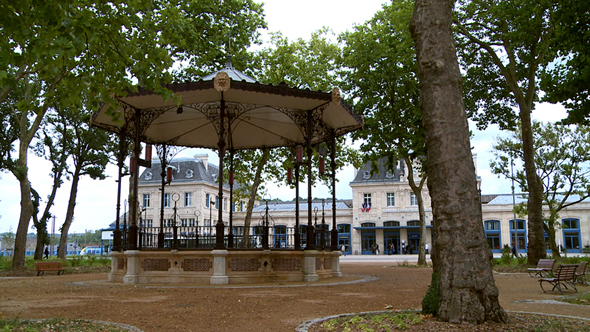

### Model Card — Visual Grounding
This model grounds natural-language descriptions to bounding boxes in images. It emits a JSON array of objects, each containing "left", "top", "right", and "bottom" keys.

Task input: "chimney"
[{"left": 195, "top": 154, "right": 208, "bottom": 170}]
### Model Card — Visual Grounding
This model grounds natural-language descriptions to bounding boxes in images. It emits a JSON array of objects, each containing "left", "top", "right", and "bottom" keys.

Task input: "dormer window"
[
  {"left": 186, "top": 169, "right": 194, "bottom": 178},
  {"left": 145, "top": 171, "right": 153, "bottom": 180}
]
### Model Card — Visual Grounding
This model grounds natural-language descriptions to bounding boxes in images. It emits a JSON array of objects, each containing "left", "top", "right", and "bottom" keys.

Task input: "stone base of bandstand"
[{"left": 109, "top": 249, "right": 341, "bottom": 285}]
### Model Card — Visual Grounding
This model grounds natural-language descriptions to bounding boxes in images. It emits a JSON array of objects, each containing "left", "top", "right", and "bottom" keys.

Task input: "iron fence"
[{"left": 115, "top": 224, "right": 334, "bottom": 251}]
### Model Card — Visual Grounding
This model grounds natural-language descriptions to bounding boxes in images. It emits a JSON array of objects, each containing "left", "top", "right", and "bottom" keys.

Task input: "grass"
[
  {"left": 316, "top": 311, "right": 423, "bottom": 332},
  {"left": 0, "top": 255, "right": 111, "bottom": 277},
  {"left": 310, "top": 311, "right": 590, "bottom": 332},
  {"left": 492, "top": 255, "right": 590, "bottom": 273},
  {"left": 561, "top": 291, "right": 590, "bottom": 305},
  {"left": 0, "top": 318, "right": 133, "bottom": 332}
]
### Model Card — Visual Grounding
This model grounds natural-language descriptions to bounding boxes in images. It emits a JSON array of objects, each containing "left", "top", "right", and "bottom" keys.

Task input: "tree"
[
  {"left": 340, "top": 0, "right": 430, "bottom": 266},
  {"left": 28, "top": 110, "right": 73, "bottom": 260},
  {"left": 56, "top": 106, "right": 115, "bottom": 259},
  {"left": 218, "top": 29, "right": 356, "bottom": 247},
  {"left": 1, "top": 0, "right": 266, "bottom": 268},
  {"left": 541, "top": 0, "right": 590, "bottom": 124},
  {"left": 410, "top": 0, "right": 508, "bottom": 324},
  {"left": 454, "top": 0, "right": 564, "bottom": 265},
  {"left": 490, "top": 121, "right": 590, "bottom": 257}
]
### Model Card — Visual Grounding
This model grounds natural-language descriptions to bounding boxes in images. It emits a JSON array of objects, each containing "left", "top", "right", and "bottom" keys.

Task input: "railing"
[{"left": 116, "top": 225, "right": 335, "bottom": 251}]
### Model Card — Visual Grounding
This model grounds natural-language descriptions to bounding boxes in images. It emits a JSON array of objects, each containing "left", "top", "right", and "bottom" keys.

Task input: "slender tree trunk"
[
  {"left": 405, "top": 156, "right": 428, "bottom": 266},
  {"left": 410, "top": 0, "right": 508, "bottom": 324},
  {"left": 58, "top": 168, "right": 81, "bottom": 258},
  {"left": 520, "top": 106, "right": 546, "bottom": 264},
  {"left": 11, "top": 77, "right": 51, "bottom": 267},
  {"left": 242, "top": 148, "right": 270, "bottom": 248},
  {"left": 14, "top": 144, "right": 34, "bottom": 268}
]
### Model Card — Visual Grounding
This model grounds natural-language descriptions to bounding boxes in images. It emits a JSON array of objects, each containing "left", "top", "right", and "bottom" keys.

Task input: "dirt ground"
[{"left": 1, "top": 263, "right": 589, "bottom": 331}]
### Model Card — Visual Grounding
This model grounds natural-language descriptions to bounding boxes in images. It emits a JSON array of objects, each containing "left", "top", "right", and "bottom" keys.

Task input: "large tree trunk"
[
  {"left": 242, "top": 149, "right": 270, "bottom": 248},
  {"left": 58, "top": 168, "right": 81, "bottom": 258},
  {"left": 410, "top": 0, "right": 508, "bottom": 324},
  {"left": 520, "top": 107, "right": 546, "bottom": 264}
]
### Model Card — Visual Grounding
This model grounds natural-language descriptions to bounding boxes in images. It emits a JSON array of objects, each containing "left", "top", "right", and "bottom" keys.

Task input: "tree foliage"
[
  {"left": 1, "top": 0, "right": 265, "bottom": 267},
  {"left": 454, "top": 0, "right": 562, "bottom": 264},
  {"left": 541, "top": 0, "right": 590, "bottom": 123},
  {"left": 490, "top": 121, "right": 590, "bottom": 256}
]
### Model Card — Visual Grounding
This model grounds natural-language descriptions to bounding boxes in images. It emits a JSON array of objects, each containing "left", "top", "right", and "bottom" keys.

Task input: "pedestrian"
[
  {"left": 402, "top": 241, "right": 406, "bottom": 254},
  {"left": 43, "top": 247, "right": 49, "bottom": 259},
  {"left": 375, "top": 244, "right": 380, "bottom": 255},
  {"left": 340, "top": 244, "right": 346, "bottom": 257},
  {"left": 425, "top": 243, "right": 429, "bottom": 255},
  {"left": 511, "top": 243, "right": 517, "bottom": 258}
]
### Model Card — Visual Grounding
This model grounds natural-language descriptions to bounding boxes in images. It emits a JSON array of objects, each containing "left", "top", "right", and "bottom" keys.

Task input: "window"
[
  {"left": 164, "top": 193, "right": 171, "bottom": 208},
  {"left": 363, "top": 193, "right": 372, "bottom": 205},
  {"left": 383, "top": 221, "right": 400, "bottom": 227},
  {"left": 509, "top": 219, "right": 526, "bottom": 230},
  {"left": 184, "top": 192, "right": 192, "bottom": 207},
  {"left": 142, "top": 194, "right": 150, "bottom": 208},
  {"left": 337, "top": 224, "right": 351, "bottom": 233},
  {"left": 386, "top": 192, "right": 395, "bottom": 207},
  {"left": 407, "top": 220, "right": 419, "bottom": 227},
  {"left": 224, "top": 198, "right": 228, "bottom": 211},
  {"left": 146, "top": 219, "right": 153, "bottom": 228},
  {"left": 215, "top": 196, "right": 219, "bottom": 209},
  {"left": 206, "top": 194, "right": 210, "bottom": 208},
  {"left": 167, "top": 219, "right": 174, "bottom": 227},
  {"left": 563, "top": 218, "right": 579, "bottom": 229},
  {"left": 181, "top": 219, "right": 188, "bottom": 227},
  {"left": 361, "top": 222, "right": 376, "bottom": 228},
  {"left": 410, "top": 193, "right": 418, "bottom": 206},
  {"left": 188, "top": 218, "right": 195, "bottom": 227},
  {"left": 485, "top": 220, "right": 500, "bottom": 230}
]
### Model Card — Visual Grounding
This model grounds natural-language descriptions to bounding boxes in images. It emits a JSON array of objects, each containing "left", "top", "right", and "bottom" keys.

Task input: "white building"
[{"left": 136, "top": 155, "right": 590, "bottom": 255}]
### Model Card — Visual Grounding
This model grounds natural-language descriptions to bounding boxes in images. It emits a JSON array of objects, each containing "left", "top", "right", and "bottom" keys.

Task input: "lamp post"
[
  {"left": 194, "top": 210, "right": 200, "bottom": 248},
  {"left": 123, "top": 199, "right": 128, "bottom": 250},
  {"left": 171, "top": 192, "right": 180, "bottom": 250},
  {"left": 209, "top": 197, "right": 215, "bottom": 247},
  {"left": 511, "top": 157, "right": 518, "bottom": 256}
]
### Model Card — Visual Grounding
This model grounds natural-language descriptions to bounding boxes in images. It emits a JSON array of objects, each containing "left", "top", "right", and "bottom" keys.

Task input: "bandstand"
[{"left": 91, "top": 61, "right": 363, "bottom": 285}]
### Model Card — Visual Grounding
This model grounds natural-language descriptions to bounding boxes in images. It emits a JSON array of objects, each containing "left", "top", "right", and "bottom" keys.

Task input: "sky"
[{"left": 0, "top": 0, "right": 569, "bottom": 234}]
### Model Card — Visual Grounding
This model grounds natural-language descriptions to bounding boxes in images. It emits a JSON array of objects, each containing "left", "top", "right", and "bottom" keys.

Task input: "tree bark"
[
  {"left": 410, "top": 0, "right": 508, "bottom": 324},
  {"left": 242, "top": 148, "right": 270, "bottom": 248},
  {"left": 519, "top": 106, "right": 546, "bottom": 264},
  {"left": 58, "top": 167, "right": 81, "bottom": 258}
]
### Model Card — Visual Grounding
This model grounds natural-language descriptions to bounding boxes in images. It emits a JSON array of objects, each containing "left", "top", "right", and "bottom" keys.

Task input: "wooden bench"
[
  {"left": 575, "top": 261, "right": 588, "bottom": 285},
  {"left": 528, "top": 259, "right": 555, "bottom": 277},
  {"left": 35, "top": 261, "right": 65, "bottom": 276},
  {"left": 539, "top": 264, "right": 578, "bottom": 294}
]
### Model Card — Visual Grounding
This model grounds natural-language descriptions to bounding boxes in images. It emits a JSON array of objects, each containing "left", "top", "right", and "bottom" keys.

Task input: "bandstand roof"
[{"left": 91, "top": 61, "right": 363, "bottom": 150}]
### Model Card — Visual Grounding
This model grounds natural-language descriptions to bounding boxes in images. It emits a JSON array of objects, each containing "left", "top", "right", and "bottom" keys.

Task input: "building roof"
[
  {"left": 138, "top": 156, "right": 228, "bottom": 188},
  {"left": 251, "top": 200, "right": 352, "bottom": 212},
  {"left": 350, "top": 158, "right": 405, "bottom": 184}
]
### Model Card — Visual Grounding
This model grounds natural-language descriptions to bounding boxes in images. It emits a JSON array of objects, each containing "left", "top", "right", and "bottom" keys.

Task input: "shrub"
[
  {"left": 422, "top": 270, "right": 439, "bottom": 316},
  {"left": 70, "top": 256, "right": 83, "bottom": 267},
  {"left": 87, "top": 255, "right": 96, "bottom": 266}
]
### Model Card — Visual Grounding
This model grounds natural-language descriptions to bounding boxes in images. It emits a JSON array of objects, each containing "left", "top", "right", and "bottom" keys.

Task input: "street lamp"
[
  {"left": 171, "top": 192, "right": 180, "bottom": 249},
  {"left": 194, "top": 210, "right": 200, "bottom": 248},
  {"left": 209, "top": 196, "right": 215, "bottom": 247}
]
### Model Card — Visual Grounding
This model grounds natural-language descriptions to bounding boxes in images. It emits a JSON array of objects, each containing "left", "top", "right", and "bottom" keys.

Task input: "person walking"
[
  {"left": 340, "top": 244, "right": 346, "bottom": 256},
  {"left": 43, "top": 247, "right": 49, "bottom": 259}
]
